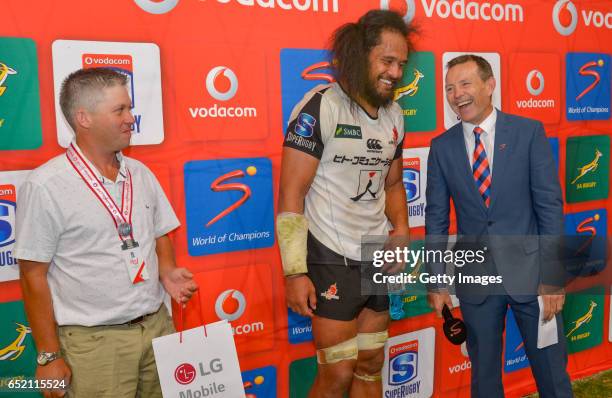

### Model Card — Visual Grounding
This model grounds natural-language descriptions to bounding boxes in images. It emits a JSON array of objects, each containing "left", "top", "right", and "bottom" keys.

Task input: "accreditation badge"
[{"left": 121, "top": 241, "right": 149, "bottom": 284}]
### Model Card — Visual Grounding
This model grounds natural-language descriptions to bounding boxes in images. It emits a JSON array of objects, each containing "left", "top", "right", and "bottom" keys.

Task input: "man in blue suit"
[{"left": 425, "top": 54, "right": 573, "bottom": 397}]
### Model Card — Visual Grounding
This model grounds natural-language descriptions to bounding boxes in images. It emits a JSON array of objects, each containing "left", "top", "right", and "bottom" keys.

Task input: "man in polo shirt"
[{"left": 15, "top": 68, "right": 197, "bottom": 398}]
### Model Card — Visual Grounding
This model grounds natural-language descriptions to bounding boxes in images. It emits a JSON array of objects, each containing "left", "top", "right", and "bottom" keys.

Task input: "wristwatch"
[{"left": 37, "top": 351, "right": 60, "bottom": 366}]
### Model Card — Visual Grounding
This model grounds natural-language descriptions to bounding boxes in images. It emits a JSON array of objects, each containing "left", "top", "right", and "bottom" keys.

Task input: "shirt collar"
[
  {"left": 70, "top": 140, "right": 127, "bottom": 183},
  {"left": 462, "top": 107, "right": 497, "bottom": 139}
]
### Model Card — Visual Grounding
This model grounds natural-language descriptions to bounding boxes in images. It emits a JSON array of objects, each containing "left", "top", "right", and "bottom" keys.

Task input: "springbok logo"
[
  {"left": 571, "top": 149, "right": 603, "bottom": 184},
  {"left": 526, "top": 69, "right": 544, "bottom": 96},
  {"left": 134, "top": 0, "right": 179, "bottom": 14},
  {"left": 552, "top": 0, "right": 578, "bottom": 36},
  {"left": 394, "top": 68, "right": 424, "bottom": 101},
  {"left": 0, "top": 322, "right": 31, "bottom": 361},
  {"left": 566, "top": 300, "right": 597, "bottom": 337},
  {"left": 381, "top": 0, "right": 415, "bottom": 24},
  {"left": 0, "top": 62, "right": 17, "bottom": 96}
]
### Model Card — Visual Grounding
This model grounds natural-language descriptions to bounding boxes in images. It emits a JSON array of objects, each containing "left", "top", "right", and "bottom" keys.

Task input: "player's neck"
[{"left": 76, "top": 137, "right": 120, "bottom": 181}]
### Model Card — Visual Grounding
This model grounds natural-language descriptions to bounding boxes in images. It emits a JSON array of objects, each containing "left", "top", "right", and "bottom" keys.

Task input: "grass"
[{"left": 525, "top": 369, "right": 612, "bottom": 397}]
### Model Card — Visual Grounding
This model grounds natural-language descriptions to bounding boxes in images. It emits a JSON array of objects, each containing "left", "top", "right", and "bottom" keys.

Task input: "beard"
[{"left": 362, "top": 75, "right": 396, "bottom": 109}]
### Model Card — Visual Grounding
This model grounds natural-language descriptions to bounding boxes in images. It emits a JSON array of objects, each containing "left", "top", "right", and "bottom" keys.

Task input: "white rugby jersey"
[{"left": 284, "top": 82, "right": 405, "bottom": 261}]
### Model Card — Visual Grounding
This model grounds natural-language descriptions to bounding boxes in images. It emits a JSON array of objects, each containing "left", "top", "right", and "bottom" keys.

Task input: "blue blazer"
[{"left": 425, "top": 110, "right": 563, "bottom": 303}]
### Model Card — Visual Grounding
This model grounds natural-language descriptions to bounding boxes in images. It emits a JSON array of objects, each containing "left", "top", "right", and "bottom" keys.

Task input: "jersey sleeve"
[
  {"left": 283, "top": 87, "right": 333, "bottom": 159},
  {"left": 393, "top": 107, "right": 405, "bottom": 160}
]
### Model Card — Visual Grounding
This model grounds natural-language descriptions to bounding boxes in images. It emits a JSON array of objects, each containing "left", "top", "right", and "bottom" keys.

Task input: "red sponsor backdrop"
[{"left": 1, "top": 1, "right": 611, "bottom": 397}]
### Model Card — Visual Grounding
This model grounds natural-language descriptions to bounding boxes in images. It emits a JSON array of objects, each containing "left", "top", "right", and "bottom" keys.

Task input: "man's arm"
[
  {"left": 157, "top": 234, "right": 198, "bottom": 304},
  {"left": 384, "top": 157, "right": 409, "bottom": 234},
  {"left": 529, "top": 122, "right": 565, "bottom": 321},
  {"left": 424, "top": 141, "right": 453, "bottom": 315},
  {"left": 277, "top": 147, "right": 320, "bottom": 317},
  {"left": 19, "top": 260, "right": 71, "bottom": 398}
]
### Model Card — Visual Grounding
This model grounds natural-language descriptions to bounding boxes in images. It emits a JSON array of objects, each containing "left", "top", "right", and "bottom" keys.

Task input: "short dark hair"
[
  {"left": 59, "top": 68, "right": 128, "bottom": 131},
  {"left": 446, "top": 54, "right": 493, "bottom": 82},
  {"left": 329, "top": 9, "right": 418, "bottom": 102}
]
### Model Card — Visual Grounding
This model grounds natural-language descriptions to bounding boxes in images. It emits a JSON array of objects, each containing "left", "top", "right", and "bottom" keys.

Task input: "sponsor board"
[
  {"left": 0, "top": 37, "right": 42, "bottom": 150},
  {"left": 52, "top": 40, "right": 164, "bottom": 147},
  {"left": 184, "top": 158, "right": 274, "bottom": 256}
]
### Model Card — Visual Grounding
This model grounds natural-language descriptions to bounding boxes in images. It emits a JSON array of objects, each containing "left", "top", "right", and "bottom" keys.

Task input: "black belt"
[{"left": 121, "top": 310, "right": 157, "bottom": 326}]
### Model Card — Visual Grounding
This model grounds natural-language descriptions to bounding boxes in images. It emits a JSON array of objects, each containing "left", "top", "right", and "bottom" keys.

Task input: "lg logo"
[
  {"left": 206, "top": 66, "right": 239, "bottom": 101},
  {"left": 134, "top": 0, "right": 179, "bottom": 15},
  {"left": 215, "top": 289, "right": 246, "bottom": 322},
  {"left": 174, "top": 363, "right": 196, "bottom": 385},
  {"left": 552, "top": 0, "right": 578, "bottom": 36},
  {"left": 525, "top": 69, "right": 544, "bottom": 96}
]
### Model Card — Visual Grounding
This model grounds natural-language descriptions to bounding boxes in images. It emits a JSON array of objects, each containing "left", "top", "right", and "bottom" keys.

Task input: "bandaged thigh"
[{"left": 316, "top": 337, "right": 358, "bottom": 364}]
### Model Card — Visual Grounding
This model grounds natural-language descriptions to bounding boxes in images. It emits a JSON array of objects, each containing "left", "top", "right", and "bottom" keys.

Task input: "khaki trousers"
[{"left": 59, "top": 305, "right": 175, "bottom": 398}]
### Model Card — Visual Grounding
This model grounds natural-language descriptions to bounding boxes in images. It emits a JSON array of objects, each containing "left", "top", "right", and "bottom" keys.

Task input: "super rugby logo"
[
  {"left": 403, "top": 157, "right": 420, "bottom": 203},
  {"left": 206, "top": 66, "right": 238, "bottom": 101},
  {"left": 526, "top": 69, "right": 545, "bottom": 96},
  {"left": 388, "top": 340, "right": 418, "bottom": 385},
  {"left": 205, "top": 166, "right": 256, "bottom": 227},
  {"left": 0, "top": 185, "right": 17, "bottom": 250},
  {"left": 0, "top": 62, "right": 17, "bottom": 96},
  {"left": 552, "top": 1, "right": 578, "bottom": 35},
  {"left": 215, "top": 289, "right": 246, "bottom": 322},
  {"left": 134, "top": 0, "right": 179, "bottom": 14}
]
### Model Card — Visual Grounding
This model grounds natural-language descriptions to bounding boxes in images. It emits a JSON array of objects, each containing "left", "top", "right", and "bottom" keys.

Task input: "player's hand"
[
  {"left": 382, "top": 231, "right": 410, "bottom": 275},
  {"left": 427, "top": 291, "right": 453, "bottom": 318},
  {"left": 285, "top": 275, "right": 317, "bottom": 317},
  {"left": 36, "top": 358, "right": 71, "bottom": 398}
]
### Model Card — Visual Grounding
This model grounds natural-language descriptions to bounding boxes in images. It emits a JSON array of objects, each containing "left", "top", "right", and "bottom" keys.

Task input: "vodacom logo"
[
  {"left": 552, "top": 0, "right": 578, "bottom": 36},
  {"left": 215, "top": 289, "right": 246, "bottom": 321},
  {"left": 381, "top": 0, "right": 416, "bottom": 24},
  {"left": 526, "top": 69, "right": 544, "bottom": 96},
  {"left": 134, "top": 0, "right": 179, "bottom": 14},
  {"left": 206, "top": 66, "right": 239, "bottom": 101}
]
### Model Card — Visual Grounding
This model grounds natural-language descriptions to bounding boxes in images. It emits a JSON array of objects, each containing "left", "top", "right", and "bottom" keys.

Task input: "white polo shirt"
[{"left": 15, "top": 143, "right": 180, "bottom": 326}]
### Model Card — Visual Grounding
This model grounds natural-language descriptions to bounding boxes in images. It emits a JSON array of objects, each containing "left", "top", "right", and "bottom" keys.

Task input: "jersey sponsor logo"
[
  {"left": 334, "top": 124, "right": 362, "bottom": 139},
  {"left": 333, "top": 155, "right": 392, "bottom": 167},
  {"left": 320, "top": 283, "right": 339, "bottom": 300},
  {"left": 185, "top": 158, "right": 274, "bottom": 256},
  {"left": 367, "top": 138, "right": 383, "bottom": 153},
  {"left": 351, "top": 170, "right": 383, "bottom": 202},
  {"left": 566, "top": 53, "right": 610, "bottom": 121}
]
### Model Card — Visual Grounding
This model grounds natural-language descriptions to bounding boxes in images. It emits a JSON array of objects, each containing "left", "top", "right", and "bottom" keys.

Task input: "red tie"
[{"left": 472, "top": 127, "right": 491, "bottom": 207}]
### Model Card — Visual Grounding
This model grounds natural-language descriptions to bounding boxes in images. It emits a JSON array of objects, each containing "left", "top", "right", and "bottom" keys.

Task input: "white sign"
[
  {"left": 52, "top": 40, "right": 164, "bottom": 147},
  {"left": 383, "top": 327, "right": 435, "bottom": 397},
  {"left": 0, "top": 170, "right": 31, "bottom": 282}
]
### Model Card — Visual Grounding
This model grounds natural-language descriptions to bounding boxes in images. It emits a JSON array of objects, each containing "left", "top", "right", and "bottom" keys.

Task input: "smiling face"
[
  {"left": 86, "top": 84, "right": 135, "bottom": 152},
  {"left": 445, "top": 60, "right": 495, "bottom": 125},
  {"left": 362, "top": 29, "right": 408, "bottom": 109}
]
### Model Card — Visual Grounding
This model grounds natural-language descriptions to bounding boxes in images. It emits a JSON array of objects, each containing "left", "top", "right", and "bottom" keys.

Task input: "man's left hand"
[
  {"left": 540, "top": 293, "right": 565, "bottom": 322},
  {"left": 161, "top": 268, "right": 199, "bottom": 304}
]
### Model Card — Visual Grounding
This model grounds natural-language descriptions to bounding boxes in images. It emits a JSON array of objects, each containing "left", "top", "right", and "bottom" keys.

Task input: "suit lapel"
[
  {"left": 448, "top": 125, "right": 488, "bottom": 214},
  {"left": 488, "top": 111, "right": 515, "bottom": 210}
]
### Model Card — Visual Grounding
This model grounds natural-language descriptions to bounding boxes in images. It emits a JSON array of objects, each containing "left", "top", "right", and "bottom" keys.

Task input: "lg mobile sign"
[{"left": 52, "top": 40, "right": 165, "bottom": 147}]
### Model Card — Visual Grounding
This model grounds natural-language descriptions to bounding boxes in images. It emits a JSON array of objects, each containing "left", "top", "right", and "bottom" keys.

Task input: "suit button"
[{"left": 488, "top": 221, "right": 494, "bottom": 226}]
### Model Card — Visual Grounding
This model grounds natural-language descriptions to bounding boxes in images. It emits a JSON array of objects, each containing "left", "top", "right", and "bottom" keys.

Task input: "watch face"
[{"left": 37, "top": 352, "right": 48, "bottom": 365}]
